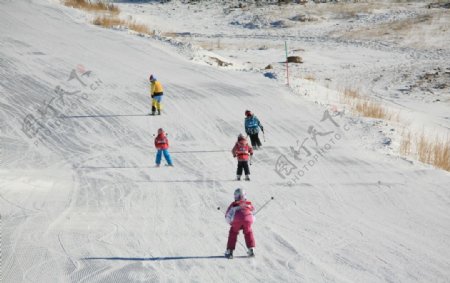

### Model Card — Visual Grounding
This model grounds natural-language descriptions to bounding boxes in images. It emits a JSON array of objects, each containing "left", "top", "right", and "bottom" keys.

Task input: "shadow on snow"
[
  {"left": 61, "top": 114, "right": 149, "bottom": 119},
  {"left": 82, "top": 255, "right": 248, "bottom": 261}
]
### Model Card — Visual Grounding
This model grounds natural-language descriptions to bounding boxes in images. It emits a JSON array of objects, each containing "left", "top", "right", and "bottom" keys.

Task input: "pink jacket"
[
  {"left": 225, "top": 200, "right": 255, "bottom": 224},
  {"left": 154, "top": 134, "right": 169, "bottom": 150},
  {"left": 231, "top": 140, "right": 253, "bottom": 161}
]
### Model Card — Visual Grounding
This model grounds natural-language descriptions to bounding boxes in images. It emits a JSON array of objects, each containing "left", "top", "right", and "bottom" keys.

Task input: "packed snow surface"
[{"left": 1, "top": 0, "right": 449, "bottom": 282}]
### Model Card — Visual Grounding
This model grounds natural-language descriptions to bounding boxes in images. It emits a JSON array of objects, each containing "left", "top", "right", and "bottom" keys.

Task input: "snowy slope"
[{"left": 1, "top": 1, "right": 450, "bottom": 283}]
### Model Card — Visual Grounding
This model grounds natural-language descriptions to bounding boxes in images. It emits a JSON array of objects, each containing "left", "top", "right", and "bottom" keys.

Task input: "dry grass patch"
[
  {"left": 432, "top": 138, "right": 450, "bottom": 171},
  {"left": 399, "top": 131, "right": 412, "bottom": 156},
  {"left": 311, "top": 2, "right": 379, "bottom": 20},
  {"left": 354, "top": 100, "right": 391, "bottom": 120},
  {"left": 128, "top": 21, "right": 153, "bottom": 35},
  {"left": 64, "top": 0, "right": 119, "bottom": 14},
  {"left": 416, "top": 133, "right": 450, "bottom": 171},
  {"left": 161, "top": 32, "right": 180, "bottom": 38},
  {"left": 304, "top": 74, "right": 316, "bottom": 81},
  {"left": 337, "top": 12, "right": 447, "bottom": 49},
  {"left": 340, "top": 88, "right": 393, "bottom": 120},
  {"left": 399, "top": 130, "right": 449, "bottom": 171},
  {"left": 342, "top": 88, "right": 360, "bottom": 102},
  {"left": 93, "top": 16, "right": 125, "bottom": 28},
  {"left": 93, "top": 16, "right": 153, "bottom": 35}
]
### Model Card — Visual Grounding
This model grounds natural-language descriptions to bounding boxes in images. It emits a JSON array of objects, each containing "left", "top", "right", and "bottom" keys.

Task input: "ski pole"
[
  {"left": 262, "top": 130, "right": 266, "bottom": 142},
  {"left": 254, "top": 196, "right": 274, "bottom": 216}
]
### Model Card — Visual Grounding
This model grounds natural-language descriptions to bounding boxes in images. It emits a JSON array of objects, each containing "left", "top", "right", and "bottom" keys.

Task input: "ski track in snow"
[{"left": 1, "top": 0, "right": 450, "bottom": 283}]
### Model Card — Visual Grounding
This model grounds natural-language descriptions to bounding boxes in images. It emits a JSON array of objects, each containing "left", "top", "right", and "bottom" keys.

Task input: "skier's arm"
[
  {"left": 246, "top": 201, "right": 255, "bottom": 213},
  {"left": 225, "top": 203, "right": 237, "bottom": 224},
  {"left": 256, "top": 117, "right": 264, "bottom": 132},
  {"left": 231, "top": 144, "right": 237, "bottom": 157}
]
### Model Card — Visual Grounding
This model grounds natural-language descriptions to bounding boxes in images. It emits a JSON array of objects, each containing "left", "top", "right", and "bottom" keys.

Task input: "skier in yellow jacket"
[{"left": 149, "top": 74, "right": 164, "bottom": 115}]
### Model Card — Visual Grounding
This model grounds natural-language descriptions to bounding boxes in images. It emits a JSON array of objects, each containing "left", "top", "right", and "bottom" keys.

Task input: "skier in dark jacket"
[{"left": 244, "top": 110, "right": 264, "bottom": 149}]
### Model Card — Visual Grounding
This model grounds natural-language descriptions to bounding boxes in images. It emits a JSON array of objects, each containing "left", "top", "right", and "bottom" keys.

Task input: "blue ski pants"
[{"left": 156, "top": 149, "right": 173, "bottom": 165}]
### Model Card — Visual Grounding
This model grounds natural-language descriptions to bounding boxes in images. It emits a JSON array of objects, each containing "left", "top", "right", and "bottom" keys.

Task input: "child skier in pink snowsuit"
[{"left": 224, "top": 188, "right": 255, "bottom": 259}]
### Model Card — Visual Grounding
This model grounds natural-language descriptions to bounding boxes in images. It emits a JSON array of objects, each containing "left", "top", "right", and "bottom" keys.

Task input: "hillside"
[{"left": 1, "top": 1, "right": 449, "bottom": 282}]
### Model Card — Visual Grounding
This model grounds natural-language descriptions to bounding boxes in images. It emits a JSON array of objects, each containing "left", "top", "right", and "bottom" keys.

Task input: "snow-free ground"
[{"left": 1, "top": 0, "right": 450, "bottom": 282}]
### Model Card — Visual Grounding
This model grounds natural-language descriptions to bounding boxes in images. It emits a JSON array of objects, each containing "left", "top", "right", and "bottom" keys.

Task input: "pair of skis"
[{"left": 225, "top": 249, "right": 255, "bottom": 259}]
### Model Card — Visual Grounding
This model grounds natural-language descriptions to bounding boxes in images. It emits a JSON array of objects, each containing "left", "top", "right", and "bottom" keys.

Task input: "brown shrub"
[
  {"left": 354, "top": 100, "right": 389, "bottom": 120},
  {"left": 93, "top": 16, "right": 153, "bottom": 35},
  {"left": 64, "top": 0, "right": 119, "bottom": 14},
  {"left": 400, "top": 131, "right": 412, "bottom": 156}
]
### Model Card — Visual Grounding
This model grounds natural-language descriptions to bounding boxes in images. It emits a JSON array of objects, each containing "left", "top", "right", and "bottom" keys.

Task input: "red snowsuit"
[
  {"left": 225, "top": 200, "right": 255, "bottom": 250},
  {"left": 154, "top": 133, "right": 169, "bottom": 150},
  {"left": 231, "top": 139, "right": 253, "bottom": 161}
]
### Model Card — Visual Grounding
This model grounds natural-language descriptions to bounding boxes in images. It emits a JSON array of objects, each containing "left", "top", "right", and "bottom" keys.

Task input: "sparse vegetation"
[
  {"left": 93, "top": 15, "right": 124, "bottom": 28},
  {"left": 64, "top": 0, "right": 119, "bottom": 14},
  {"left": 93, "top": 16, "right": 153, "bottom": 35},
  {"left": 342, "top": 88, "right": 360, "bottom": 101},
  {"left": 64, "top": 0, "right": 155, "bottom": 37},
  {"left": 304, "top": 74, "right": 315, "bottom": 81},
  {"left": 340, "top": 88, "right": 448, "bottom": 171},
  {"left": 400, "top": 131, "right": 412, "bottom": 156},
  {"left": 432, "top": 137, "right": 450, "bottom": 171},
  {"left": 340, "top": 88, "right": 392, "bottom": 120},
  {"left": 354, "top": 100, "right": 389, "bottom": 119},
  {"left": 414, "top": 133, "right": 450, "bottom": 171}
]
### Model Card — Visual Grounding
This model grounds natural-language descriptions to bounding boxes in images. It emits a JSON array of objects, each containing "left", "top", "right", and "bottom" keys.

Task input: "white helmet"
[{"left": 234, "top": 188, "right": 246, "bottom": 201}]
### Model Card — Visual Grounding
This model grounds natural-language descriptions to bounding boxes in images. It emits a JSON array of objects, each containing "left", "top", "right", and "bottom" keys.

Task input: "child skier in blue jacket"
[{"left": 244, "top": 110, "right": 264, "bottom": 149}]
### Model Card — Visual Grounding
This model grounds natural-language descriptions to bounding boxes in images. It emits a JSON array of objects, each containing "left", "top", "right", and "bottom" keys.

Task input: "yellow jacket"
[{"left": 151, "top": 81, "right": 163, "bottom": 95}]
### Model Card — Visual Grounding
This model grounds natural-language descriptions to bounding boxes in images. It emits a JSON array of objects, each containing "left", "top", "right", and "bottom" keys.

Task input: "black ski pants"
[
  {"left": 237, "top": 161, "right": 250, "bottom": 176},
  {"left": 248, "top": 133, "right": 262, "bottom": 148}
]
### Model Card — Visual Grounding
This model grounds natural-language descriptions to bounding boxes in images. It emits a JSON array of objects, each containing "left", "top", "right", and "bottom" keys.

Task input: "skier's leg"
[
  {"left": 151, "top": 99, "right": 157, "bottom": 115},
  {"left": 255, "top": 133, "right": 262, "bottom": 147},
  {"left": 242, "top": 220, "right": 255, "bottom": 248},
  {"left": 163, "top": 149, "right": 173, "bottom": 165},
  {"left": 243, "top": 161, "right": 250, "bottom": 175},
  {"left": 155, "top": 96, "right": 162, "bottom": 115},
  {"left": 236, "top": 161, "right": 244, "bottom": 176},
  {"left": 227, "top": 222, "right": 242, "bottom": 251},
  {"left": 155, "top": 150, "right": 162, "bottom": 165},
  {"left": 249, "top": 134, "right": 257, "bottom": 147}
]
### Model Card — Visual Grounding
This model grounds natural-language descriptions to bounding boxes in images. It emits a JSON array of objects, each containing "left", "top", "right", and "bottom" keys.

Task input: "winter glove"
[
  {"left": 260, "top": 126, "right": 264, "bottom": 132},
  {"left": 233, "top": 155, "right": 237, "bottom": 158}
]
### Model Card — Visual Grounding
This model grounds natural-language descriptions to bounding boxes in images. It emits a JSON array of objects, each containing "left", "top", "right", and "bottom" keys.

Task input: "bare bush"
[
  {"left": 93, "top": 16, "right": 154, "bottom": 35},
  {"left": 64, "top": 0, "right": 119, "bottom": 14}
]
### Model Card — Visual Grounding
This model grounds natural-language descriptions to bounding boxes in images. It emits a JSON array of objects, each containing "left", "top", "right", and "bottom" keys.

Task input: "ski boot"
[
  {"left": 245, "top": 175, "right": 250, "bottom": 181},
  {"left": 157, "top": 110, "right": 161, "bottom": 115},
  {"left": 225, "top": 249, "right": 233, "bottom": 259},
  {"left": 236, "top": 175, "right": 241, "bottom": 181},
  {"left": 247, "top": 248, "right": 255, "bottom": 257}
]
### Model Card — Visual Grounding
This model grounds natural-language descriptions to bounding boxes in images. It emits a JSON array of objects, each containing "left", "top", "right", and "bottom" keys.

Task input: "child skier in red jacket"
[
  {"left": 231, "top": 134, "right": 253, "bottom": 181},
  {"left": 224, "top": 188, "right": 256, "bottom": 259},
  {"left": 154, "top": 128, "right": 173, "bottom": 167}
]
